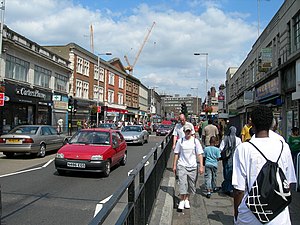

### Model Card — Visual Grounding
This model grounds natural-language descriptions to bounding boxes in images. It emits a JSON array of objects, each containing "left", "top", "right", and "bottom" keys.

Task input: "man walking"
[
  {"left": 172, "top": 114, "right": 195, "bottom": 150},
  {"left": 202, "top": 118, "right": 219, "bottom": 147}
]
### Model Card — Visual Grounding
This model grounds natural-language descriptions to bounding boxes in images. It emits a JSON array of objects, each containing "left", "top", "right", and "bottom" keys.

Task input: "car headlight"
[
  {"left": 56, "top": 153, "right": 64, "bottom": 159},
  {"left": 91, "top": 155, "right": 103, "bottom": 160}
]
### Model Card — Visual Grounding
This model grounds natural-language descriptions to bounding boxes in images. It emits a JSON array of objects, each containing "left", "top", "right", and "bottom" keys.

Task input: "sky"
[{"left": 3, "top": 0, "right": 284, "bottom": 100}]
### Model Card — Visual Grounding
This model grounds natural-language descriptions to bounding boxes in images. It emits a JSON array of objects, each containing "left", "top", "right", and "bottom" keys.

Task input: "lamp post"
[
  {"left": 191, "top": 87, "right": 198, "bottom": 117},
  {"left": 97, "top": 52, "right": 112, "bottom": 126},
  {"left": 194, "top": 52, "right": 208, "bottom": 106}
]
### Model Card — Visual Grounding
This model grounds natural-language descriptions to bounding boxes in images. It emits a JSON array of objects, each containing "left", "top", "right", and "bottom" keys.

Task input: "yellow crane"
[{"left": 124, "top": 21, "right": 156, "bottom": 74}]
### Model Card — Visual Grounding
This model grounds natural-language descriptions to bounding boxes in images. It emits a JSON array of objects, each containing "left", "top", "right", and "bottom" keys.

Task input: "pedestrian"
[
  {"left": 241, "top": 117, "right": 252, "bottom": 142},
  {"left": 203, "top": 136, "right": 221, "bottom": 198},
  {"left": 219, "top": 126, "right": 241, "bottom": 195},
  {"left": 173, "top": 123, "right": 204, "bottom": 210},
  {"left": 172, "top": 114, "right": 195, "bottom": 150},
  {"left": 57, "top": 118, "right": 64, "bottom": 133},
  {"left": 288, "top": 126, "right": 300, "bottom": 166},
  {"left": 202, "top": 118, "right": 219, "bottom": 147},
  {"left": 232, "top": 105, "right": 296, "bottom": 225}
]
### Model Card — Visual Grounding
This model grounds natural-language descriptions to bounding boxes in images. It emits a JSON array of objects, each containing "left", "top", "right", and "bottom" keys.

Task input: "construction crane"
[{"left": 124, "top": 21, "right": 156, "bottom": 74}]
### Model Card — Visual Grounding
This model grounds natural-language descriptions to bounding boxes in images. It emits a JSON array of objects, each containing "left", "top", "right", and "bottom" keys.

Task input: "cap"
[{"left": 183, "top": 123, "right": 193, "bottom": 132}]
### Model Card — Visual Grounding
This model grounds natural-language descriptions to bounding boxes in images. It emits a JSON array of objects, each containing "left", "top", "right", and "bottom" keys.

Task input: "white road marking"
[
  {"left": 94, "top": 195, "right": 112, "bottom": 217},
  {"left": 0, "top": 158, "right": 54, "bottom": 178}
]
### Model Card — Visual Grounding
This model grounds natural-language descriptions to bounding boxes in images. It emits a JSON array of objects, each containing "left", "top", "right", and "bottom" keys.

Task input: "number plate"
[
  {"left": 67, "top": 162, "right": 86, "bottom": 168},
  {"left": 6, "top": 139, "right": 22, "bottom": 144}
]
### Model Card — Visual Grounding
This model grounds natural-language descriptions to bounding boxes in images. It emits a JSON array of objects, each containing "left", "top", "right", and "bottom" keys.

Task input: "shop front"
[
  {"left": 106, "top": 107, "right": 128, "bottom": 122},
  {"left": 52, "top": 94, "right": 69, "bottom": 134},
  {"left": 0, "top": 81, "right": 52, "bottom": 134}
]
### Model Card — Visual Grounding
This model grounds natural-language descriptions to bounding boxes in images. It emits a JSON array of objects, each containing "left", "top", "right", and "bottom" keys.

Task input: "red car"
[{"left": 55, "top": 128, "right": 127, "bottom": 177}]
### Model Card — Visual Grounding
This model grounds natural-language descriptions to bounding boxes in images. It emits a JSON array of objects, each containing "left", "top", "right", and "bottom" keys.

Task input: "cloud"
[{"left": 4, "top": 0, "right": 257, "bottom": 99}]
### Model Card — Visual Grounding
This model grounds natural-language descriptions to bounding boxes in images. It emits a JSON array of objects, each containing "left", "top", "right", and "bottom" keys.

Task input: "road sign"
[
  {"left": 0, "top": 93, "right": 4, "bottom": 106},
  {"left": 97, "top": 106, "right": 101, "bottom": 113}
]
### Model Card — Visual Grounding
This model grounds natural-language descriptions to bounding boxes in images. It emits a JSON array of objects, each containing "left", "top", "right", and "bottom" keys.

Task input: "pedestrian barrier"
[
  {"left": 296, "top": 152, "right": 300, "bottom": 191},
  {"left": 89, "top": 131, "right": 173, "bottom": 225},
  {"left": 0, "top": 184, "right": 2, "bottom": 225}
]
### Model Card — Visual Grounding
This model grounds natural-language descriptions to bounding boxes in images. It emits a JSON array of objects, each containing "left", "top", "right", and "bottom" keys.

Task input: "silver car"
[
  {"left": 121, "top": 125, "right": 149, "bottom": 145},
  {"left": 0, "top": 125, "right": 67, "bottom": 158}
]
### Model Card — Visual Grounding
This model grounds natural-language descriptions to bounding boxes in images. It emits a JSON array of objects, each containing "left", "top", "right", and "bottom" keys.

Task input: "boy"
[{"left": 204, "top": 136, "right": 221, "bottom": 198}]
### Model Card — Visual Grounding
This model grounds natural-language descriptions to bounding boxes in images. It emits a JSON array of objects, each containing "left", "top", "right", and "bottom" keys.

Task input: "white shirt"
[
  {"left": 219, "top": 136, "right": 242, "bottom": 151},
  {"left": 172, "top": 121, "right": 195, "bottom": 140},
  {"left": 232, "top": 136, "right": 296, "bottom": 225},
  {"left": 174, "top": 136, "right": 203, "bottom": 168}
]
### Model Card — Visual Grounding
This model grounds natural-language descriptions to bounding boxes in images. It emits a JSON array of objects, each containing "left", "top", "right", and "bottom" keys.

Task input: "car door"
[
  {"left": 48, "top": 126, "right": 64, "bottom": 149},
  {"left": 41, "top": 126, "right": 54, "bottom": 150},
  {"left": 112, "top": 132, "right": 123, "bottom": 164}
]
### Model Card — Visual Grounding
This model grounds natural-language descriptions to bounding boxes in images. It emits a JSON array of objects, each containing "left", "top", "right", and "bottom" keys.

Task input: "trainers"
[
  {"left": 184, "top": 200, "right": 190, "bottom": 209},
  {"left": 206, "top": 192, "right": 211, "bottom": 198},
  {"left": 178, "top": 200, "right": 185, "bottom": 210}
]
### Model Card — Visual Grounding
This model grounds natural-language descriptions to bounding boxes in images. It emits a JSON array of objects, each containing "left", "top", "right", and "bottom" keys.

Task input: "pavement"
[{"left": 150, "top": 151, "right": 300, "bottom": 225}]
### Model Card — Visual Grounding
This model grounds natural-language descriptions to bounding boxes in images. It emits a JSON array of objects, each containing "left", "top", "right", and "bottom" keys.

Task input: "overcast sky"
[{"left": 3, "top": 0, "right": 284, "bottom": 100}]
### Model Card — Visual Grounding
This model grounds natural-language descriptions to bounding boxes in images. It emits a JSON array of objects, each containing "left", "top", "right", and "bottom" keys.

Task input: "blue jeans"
[
  {"left": 205, "top": 165, "right": 217, "bottom": 190},
  {"left": 222, "top": 157, "right": 233, "bottom": 193}
]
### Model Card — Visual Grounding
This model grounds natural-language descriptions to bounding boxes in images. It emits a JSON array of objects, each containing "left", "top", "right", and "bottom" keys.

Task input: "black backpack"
[{"left": 246, "top": 141, "right": 291, "bottom": 223}]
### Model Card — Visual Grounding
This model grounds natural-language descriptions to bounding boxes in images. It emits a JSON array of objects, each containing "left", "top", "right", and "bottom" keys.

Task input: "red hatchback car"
[{"left": 55, "top": 128, "right": 127, "bottom": 177}]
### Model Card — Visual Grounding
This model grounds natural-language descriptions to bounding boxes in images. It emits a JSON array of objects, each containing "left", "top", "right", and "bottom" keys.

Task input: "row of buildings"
[
  {"left": 224, "top": 0, "right": 300, "bottom": 139},
  {"left": 0, "top": 24, "right": 205, "bottom": 134}
]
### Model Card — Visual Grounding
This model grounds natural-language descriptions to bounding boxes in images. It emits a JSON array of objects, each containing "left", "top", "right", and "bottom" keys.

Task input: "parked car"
[
  {"left": 0, "top": 125, "right": 67, "bottom": 158},
  {"left": 121, "top": 125, "right": 149, "bottom": 145},
  {"left": 156, "top": 124, "right": 173, "bottom": 136},
  {"left": 55, "top": 128, "right": 127, "bottom": 177},
  {"left": 98, "top": 123, "right": 118, "bottom": 130}
]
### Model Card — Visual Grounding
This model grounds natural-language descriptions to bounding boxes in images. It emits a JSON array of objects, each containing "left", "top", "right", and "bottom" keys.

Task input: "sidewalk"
[{"left": 150, "top": 151, "right": 300, "bottom": 225}]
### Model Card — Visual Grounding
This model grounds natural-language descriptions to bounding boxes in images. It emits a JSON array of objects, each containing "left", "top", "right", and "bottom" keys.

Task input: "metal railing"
[{"left": 89, "top": 132, "right": 173, "bottom": 225}]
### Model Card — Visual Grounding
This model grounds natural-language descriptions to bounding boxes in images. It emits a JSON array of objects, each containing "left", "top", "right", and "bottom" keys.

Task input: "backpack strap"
[{"left": 249, "top": 140, "right": 283, "bottom": 162}]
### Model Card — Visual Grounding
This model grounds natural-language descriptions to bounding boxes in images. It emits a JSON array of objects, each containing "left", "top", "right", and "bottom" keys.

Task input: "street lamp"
[
  {"left": 194, "top": 52, "right": 208, "bottom": 106},
  {"left": 191, "top": 87, "right": 198, "bottom": 117},
  {"left": 97, "top": 52, "right": 112, "bottom": 126}
]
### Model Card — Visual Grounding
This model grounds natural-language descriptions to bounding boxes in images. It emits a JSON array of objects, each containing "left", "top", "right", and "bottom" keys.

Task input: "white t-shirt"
[
  {"left": 172, "top": 121, "right": 195, "bottom": 140},
  {"left": 174, "top": 136, "right": 203, "bottom": 168},
  {"left": 232, "top": 136, "right": 296, "bottom": 225}
]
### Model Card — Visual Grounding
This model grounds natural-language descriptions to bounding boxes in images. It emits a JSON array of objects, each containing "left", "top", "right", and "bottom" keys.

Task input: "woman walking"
[{"left": 219, "top": 126, "right": 242, "bottom": 195}]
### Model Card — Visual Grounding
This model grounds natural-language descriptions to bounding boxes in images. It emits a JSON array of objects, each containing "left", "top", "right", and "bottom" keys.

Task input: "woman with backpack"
[{"left": 219, "top": 126, "right": 241, "bottom": 195}]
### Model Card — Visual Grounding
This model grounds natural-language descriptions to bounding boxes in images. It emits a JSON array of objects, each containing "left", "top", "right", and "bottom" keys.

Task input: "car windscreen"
[
  {"left": 159, "top": 125, "right": 171, "bottom": 129},
  {"left": 122, "top": 126, "right": 141, "bottom": 132},
  {"left": 69, "top": 131, "right": 110, "bottom": 145},
  {"left": 9, "top": 126, "right": 39, "bottom": 135}
]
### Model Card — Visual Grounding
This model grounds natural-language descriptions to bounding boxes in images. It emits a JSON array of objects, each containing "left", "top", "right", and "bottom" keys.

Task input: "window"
[
  {"left": 76, "top": 57, "right": 83, "bottom": 74},
  {"left": 108, "top": 90, "right": 114, "bottom": 103},
  {"left": 108, "top": 72, "right": 114, "bottom": 85},
  {"left": 83, "top": 60, "right": 89, "bottom": 76},
  {"left": 294, "top": 13, "right": 300, "bottom": 51},
  {"left": 99, "top": 67, "right": 104, "bottom": 82},
  {"left": 83, "top": 81, "right": 89, "bottom": 99},
  {"left": 99, "top": 87, "right": 104, "bottom": 102},
  {"left": 119, "top": 77, "right": 124, "bottom": 89},
  {"left": 118, "top": 93, "right": 124, "bottom": 105},
  {"left": 55, "top": 73, "right": 68, "bottom": 92},
  {"left": 76, "top": 79, "right": 82, "bottom": 97},
  {"left": 34, "top": 65, "right": 51, "bottom": 88},
  {"left": 94, "top": 65, "right": 99, "bottom": 80},
  {"left": 93, "top": 85, "right": 98, "bottom": 100},
  {"left": 93, "top": 86, "right": 104, "bottom": 102},
  {"left": 5, "top": 54, "right": 29, "bottom": 82}
]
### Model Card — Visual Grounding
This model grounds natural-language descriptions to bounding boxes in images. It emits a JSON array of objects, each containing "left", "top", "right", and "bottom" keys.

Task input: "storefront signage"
[
  {"left": 256, "top": 77, "right": 279, "bottom": 100},
  {"left": 16, "top": 88, "right": 46, "bottom": 99},
  {"left": 53, "top": 101, "right": 68, "bottom": 110}
]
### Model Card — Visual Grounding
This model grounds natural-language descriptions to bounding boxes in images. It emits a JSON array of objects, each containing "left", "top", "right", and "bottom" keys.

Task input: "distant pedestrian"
[
  {"left": 241, "top": 118, "right": 252, "bottom": 142},
  {"left": 232, "top": 105, "right": 296, "bottom": 224},
  {"left": 203, "top": 136, "right": 221, "bottom": 198},
  {"left": 173, "top": 123, "right": 204, "bottom": 210},
  {"left": 172, "top": 114, "right": 195, "bottom": 150},
  {"left": 288, "top": 126, "right": 300, "bottom": 167},
  {"left": 219, "top": 126, "right": 241, "bottom": 195},
  {"left": 202, "top": 118, "right": 219, "bottom": 147}
]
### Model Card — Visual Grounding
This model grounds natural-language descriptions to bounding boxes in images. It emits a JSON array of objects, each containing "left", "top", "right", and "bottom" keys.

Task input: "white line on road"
[
  {"left": 94, "top": 195, "right": 112, "bottom": 217},
  {"left": 0, "top": 158, "right": 54, "bottom": 178}
]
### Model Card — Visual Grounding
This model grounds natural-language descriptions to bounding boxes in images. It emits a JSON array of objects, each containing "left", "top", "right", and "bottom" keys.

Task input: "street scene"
[{"left": 1, "top": 0, "right": 300, "bottom": 224}]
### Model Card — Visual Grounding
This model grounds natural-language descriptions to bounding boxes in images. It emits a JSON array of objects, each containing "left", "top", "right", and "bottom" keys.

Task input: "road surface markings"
[
  {"left": 0, "top": 158, "right": 55, "bottom": 178},
  {"left": 94, "top": 195, "right": 112, "bottom": 217}
]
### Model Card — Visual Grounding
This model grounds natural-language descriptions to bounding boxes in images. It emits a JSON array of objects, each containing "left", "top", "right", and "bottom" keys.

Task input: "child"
[{"left": 204, "top": 136, "right": 221, "bottom": 198}]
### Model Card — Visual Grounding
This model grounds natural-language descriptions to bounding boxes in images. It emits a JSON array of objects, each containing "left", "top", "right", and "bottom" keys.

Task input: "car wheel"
[
  {"left": 140, "top": 139, "right": 144, "bottom": 146},
  {"left": 37, "top": 144, "right": 46, "bottom": 158},
  {"left": 103, "top": 160, "right": 111, "bottom": 177},
  {"left": 120, "top": 152, "right": 127, "bottom": 166},
  {"left": 4, "top": 152, "right": 14, "bottom": 158},
  {"left": 57, "top": 169, "right": 66, "bottom": 176},
  {"left": 145, "top": 136, "right": 149, "bottom": 143}
]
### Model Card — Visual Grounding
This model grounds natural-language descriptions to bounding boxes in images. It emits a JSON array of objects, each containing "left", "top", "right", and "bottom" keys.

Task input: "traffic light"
[
  {"left": 181, "top": 102, "right": 187, "bottom": 116},
  {"left": 68, "top": 97, "right": 73, "bottom": 111},
  {"left": 73, "top": 99, "right": 78, "bottom": 110}
]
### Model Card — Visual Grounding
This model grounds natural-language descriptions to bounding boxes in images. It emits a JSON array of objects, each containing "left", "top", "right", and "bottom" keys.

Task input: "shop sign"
[
  {"left": 16, "top": 87, "right": 46, "bottom": 99},
  {"left": 53, "top": 101, "right": 68, "bottom": 110},
  {"left": 107, "top": 112, "right": 119, "bottom": 116},
  {"left": 0, "top": 93, "right": 4, "bottom": 106},
  {"left": 256, "top": 77, "right": 279, "bottom": 100},
  {"left": 52, "top": 95, "right": 62, "bottom": 101}
]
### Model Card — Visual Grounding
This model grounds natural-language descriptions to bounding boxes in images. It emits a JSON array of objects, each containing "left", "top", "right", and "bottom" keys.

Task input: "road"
[{"left": 0, "top": 134, "right": 165, "bottom": 225}]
